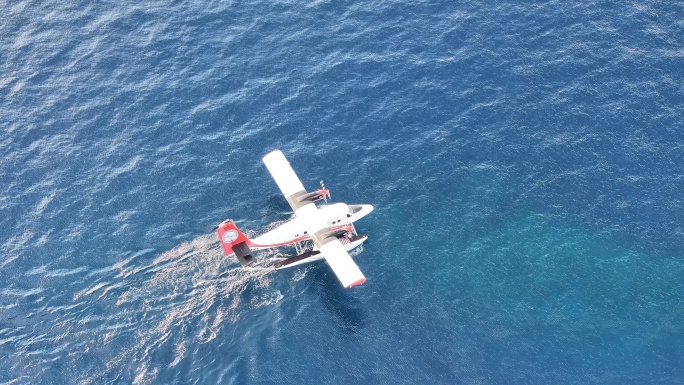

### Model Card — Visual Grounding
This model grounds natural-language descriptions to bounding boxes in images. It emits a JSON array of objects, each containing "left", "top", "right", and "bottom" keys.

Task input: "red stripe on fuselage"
[
  {"left": 248, "top": 235, "right": 310, "bottom": 250},
  {"left": 249, "top": 224, "right": 352, "bottom": 250}
]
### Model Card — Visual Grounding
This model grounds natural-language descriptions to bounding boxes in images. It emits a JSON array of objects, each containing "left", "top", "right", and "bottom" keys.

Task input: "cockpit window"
[{"left": 348, "top": 205, "right": 363, "bottom": 215}]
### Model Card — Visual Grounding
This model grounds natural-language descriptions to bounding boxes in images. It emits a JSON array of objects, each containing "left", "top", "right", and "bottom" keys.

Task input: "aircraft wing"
[
  {"left": 262, "top": 150, "right": 307, "bottom": 212},
  {"left": 316, "top": 237, "right": 366, "bottom": 287},
  {"left": 262, "top": 150, "right": 366, "bottom": 287}
]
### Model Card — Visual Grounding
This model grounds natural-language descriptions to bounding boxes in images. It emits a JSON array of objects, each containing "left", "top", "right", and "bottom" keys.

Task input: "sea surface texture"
[{"left": 1, "top": 1, "right": 683, "bottom": 384}]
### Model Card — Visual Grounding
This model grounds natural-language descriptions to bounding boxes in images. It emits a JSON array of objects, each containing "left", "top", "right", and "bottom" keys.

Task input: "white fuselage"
[{"left": 251, "top": 203, "right": 373, "bottom": 249}]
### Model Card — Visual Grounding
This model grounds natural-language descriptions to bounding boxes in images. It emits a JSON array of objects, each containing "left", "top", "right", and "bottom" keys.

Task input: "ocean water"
[{"left": 1, "top": 0, "right": 683, "bottom": 384}]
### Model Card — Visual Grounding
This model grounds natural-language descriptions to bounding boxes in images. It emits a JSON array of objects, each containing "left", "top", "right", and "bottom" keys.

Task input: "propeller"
[{"left": 320, "top": 180, "right": 331, "bottom": 203}]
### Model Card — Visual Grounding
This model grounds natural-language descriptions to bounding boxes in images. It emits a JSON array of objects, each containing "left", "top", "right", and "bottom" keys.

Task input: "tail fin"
[{"left": 217, "top": 220, "right": 254, "bottom": 267}]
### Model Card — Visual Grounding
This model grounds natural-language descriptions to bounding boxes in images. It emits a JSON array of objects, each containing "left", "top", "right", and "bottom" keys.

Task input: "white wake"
[{"left": 74, "top": 233, "right": 285, "bottom": 385}]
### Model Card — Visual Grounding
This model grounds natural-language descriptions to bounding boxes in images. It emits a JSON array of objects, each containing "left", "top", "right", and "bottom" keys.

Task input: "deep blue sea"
[{"left": 2, "top": 1, "right": 684, "bottom": 384}]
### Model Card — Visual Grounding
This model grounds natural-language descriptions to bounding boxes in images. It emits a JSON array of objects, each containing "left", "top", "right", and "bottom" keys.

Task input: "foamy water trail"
[
  {"left": 1, "top": 228, "right": 291, "bottom": 385},
  {"left": 66, "top": 234, "right": 284, "bottom": 385}
]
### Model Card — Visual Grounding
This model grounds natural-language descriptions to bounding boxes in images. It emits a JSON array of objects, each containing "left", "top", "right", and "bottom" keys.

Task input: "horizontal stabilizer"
[{"left": 216, "top": 220, "right": 254, "bottom": 266}]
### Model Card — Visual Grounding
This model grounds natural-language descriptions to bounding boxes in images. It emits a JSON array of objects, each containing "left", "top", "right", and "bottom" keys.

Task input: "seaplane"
[{"left": 216, "top": 150, "right": 373, "bottom": 288}]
